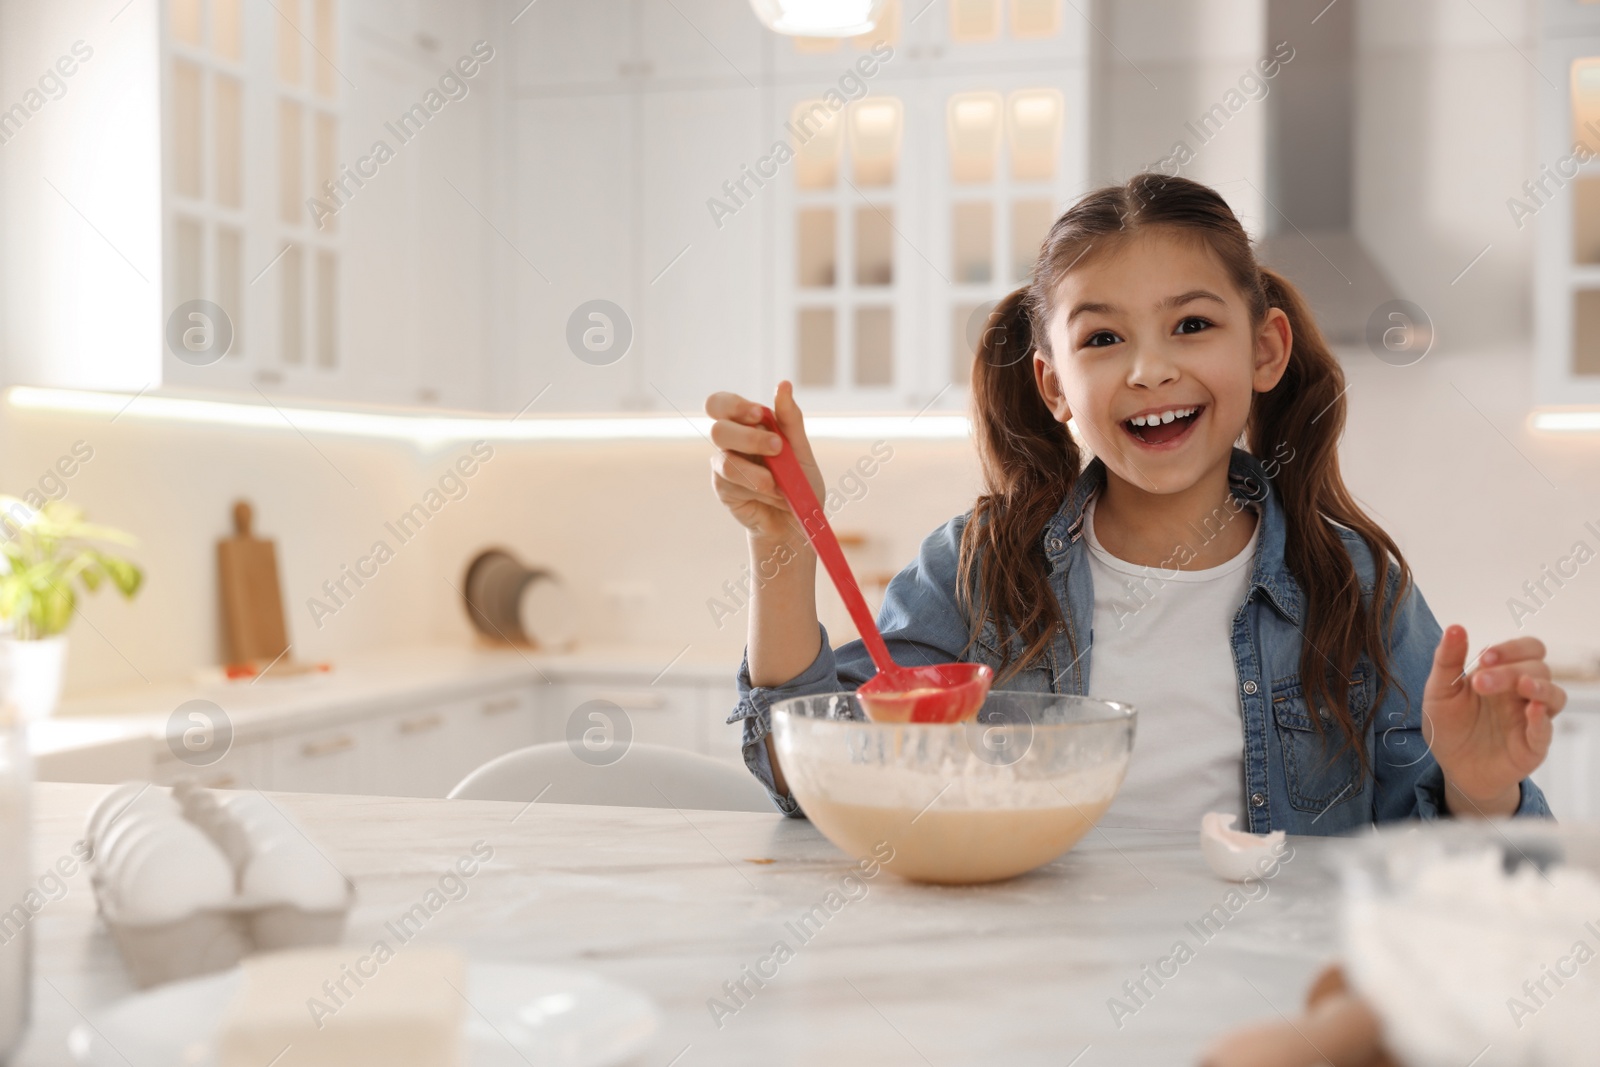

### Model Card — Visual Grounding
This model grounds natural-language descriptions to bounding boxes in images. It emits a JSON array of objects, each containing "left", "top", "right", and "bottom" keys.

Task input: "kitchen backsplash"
[{"left": 2, "top": 342, "right": 1596, "bottom": 698}]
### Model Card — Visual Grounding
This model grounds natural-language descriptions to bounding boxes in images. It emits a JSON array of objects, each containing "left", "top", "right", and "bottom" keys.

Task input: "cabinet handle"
[
  {"left": 593, "top": 690, "right": 667, "bottom": 711},
  {"left": 301, "top": 734, "right": 356, "bottom": 758},
  {"left": 398, "top": 714, "right": 443, "bottom": 735},
  {"left": 482, "top": 697, "right": 521, "bottom": 717}
]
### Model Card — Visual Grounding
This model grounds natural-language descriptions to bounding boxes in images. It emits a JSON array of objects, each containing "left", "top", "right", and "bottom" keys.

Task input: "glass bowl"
[
  {"left": 1332, "top": 820, "right": 1600, "bottom": 1067},
  {"left": 770, "top": 691, "right": 1136, "bottom": 885}
]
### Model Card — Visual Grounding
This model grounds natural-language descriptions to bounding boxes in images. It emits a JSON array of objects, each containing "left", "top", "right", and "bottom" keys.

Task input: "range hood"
[{"left": 1257, "top": 0, "right": 1397, "bottom": 345}]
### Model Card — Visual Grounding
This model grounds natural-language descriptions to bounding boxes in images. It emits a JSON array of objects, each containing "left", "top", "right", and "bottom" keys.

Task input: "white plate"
[{"left": 68, "top": 961, "right": 659, "bottom": 1067}]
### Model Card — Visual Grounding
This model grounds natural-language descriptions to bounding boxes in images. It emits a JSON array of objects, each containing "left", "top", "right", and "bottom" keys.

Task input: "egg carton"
[{"left": 85, "top": 781, "right": 355, "bottom": 989}]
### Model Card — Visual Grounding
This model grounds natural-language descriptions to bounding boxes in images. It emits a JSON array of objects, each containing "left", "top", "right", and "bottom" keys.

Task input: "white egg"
[
  {"left": 86, "top": 785, "right": 179, "bottom": 856},
  {"left": 84, "top": 782, "right": 145, "bottom": 848},
  {"left": 95, "top": 807, "right": 184, "bottom": 880},
  {"left": 95, "top": 818, "right": 166, "bottom": 883},
  {"left": 240, "top": 837, "right": 348, "bottom": 912},
  {"left": 219, "top": 795, "right": 298, "bottom": 850},
  {"left": 110, "top": 821, "right": 236, "bottom": 925}
]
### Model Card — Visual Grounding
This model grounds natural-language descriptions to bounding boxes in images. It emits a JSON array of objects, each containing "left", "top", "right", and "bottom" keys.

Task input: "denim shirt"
[{"left": 729, "top": 448, "right": 1551, "bottom": 833}]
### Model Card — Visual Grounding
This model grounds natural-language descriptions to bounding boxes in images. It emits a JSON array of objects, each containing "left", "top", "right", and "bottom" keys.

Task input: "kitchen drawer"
[
  {"left": 151, "top": 737, "right": 273, "bottom": 792},
  {"left": 453, "top": 686, "right": 542, "bottom": 783},
  {"left": 1532, "top": 706, "right": 1600, "bottom": 820},
  {"left": 550, "top": 680, "right": 702, "bottom": 755},
  {"left": 368, "top": 704, "right": 467, "bottom": 799},
  {"left": 268, "top": 719, "right": 378, "bottom": 795}
]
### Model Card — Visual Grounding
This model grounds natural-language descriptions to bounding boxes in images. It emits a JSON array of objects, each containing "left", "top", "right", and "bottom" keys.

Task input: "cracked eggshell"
[{"left": 1200, "top": 811, "right": 1287, "bottom": 882}]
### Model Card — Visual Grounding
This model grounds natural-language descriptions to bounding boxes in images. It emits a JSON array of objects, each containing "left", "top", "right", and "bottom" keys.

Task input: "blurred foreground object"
[{"left": 1201, "top": 964, "right": 1396, "bottom": 1067}]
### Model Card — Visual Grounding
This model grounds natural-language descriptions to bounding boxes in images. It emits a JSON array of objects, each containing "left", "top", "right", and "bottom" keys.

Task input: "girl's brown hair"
[{"left": 959, "top": 173, "right": 1410, "bottom": 758}]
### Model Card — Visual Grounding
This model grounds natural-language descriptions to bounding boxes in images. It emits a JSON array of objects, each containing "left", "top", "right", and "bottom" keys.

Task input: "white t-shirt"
[{"left": 1082, "top": 494, "right": 1257, "bottom": 831}]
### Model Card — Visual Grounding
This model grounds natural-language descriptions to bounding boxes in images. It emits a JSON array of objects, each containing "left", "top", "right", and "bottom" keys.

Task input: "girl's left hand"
[{"left": 1421, "top": 626, "right": 1567, "bottom": 816}]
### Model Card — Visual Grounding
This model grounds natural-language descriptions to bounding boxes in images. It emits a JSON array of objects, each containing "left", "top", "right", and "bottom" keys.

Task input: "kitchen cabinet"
[
  {"left": 635, "top": 0, "right": 766, "bottom": 84},
  {"left": 36, "top": 646, "right": 748, "bottom": 799},
  {"left": 548, "top": 677, "right": 702, "bottom": 755},
  {"left": 508, "top": 93, "right": 640, "bottom": 411},
  {"left": 267, "top": 717, "right": 375, "bottom": 795},
  {"left": 451, "top": 686, "right": 545, "bottom": 783},
  {"left": 375, "top": 704, "right": 458, "bottom": 796},
  {"left": 545, "top": 673, "right": 748, "bottom": 768},
  {"left": 504, "top": 0, "right": 633, "bottom": 92},
  {"left": 337, "top": 0, "right": 500, "bottom": 409},
  {"left": 0, "top": 0, "right": 502, "bottom": 408},
  {"left": 1536, "top": 6, "right": 1600, "bottom": 406},
  {"left": 1, "top": 0, "right": 1092, "bottom": 415},
  {"left": 1532, "top": 695, "right": 1600, "bottom": 820},
  {"left": 150, "top": 736, "right": 273, "bottom": 792},
  {"left": 448, "top": 0, "right": 1094, "bottom": 415},
  {"left": 635, "top": 86, "right": 765, "bottom": 410},
  {"left": 262, "top": 683, "right": 542, "bottom": 798}
]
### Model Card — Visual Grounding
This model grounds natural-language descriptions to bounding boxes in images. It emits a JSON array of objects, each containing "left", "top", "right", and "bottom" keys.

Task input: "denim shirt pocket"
[
  {"left": 1270, "top": 669, "right": 1369, "bottom": 814},
  {"left": 974, "top": 618, "right": 1057, "bottom": 693}
]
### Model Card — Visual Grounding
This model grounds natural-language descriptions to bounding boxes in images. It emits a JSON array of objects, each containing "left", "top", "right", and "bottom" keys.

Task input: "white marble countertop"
[{"left": 12, "top": 783, "right": 1344, "bottom": 1066}]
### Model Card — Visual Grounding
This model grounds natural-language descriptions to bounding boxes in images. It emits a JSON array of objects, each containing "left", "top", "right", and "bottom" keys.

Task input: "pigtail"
[
  {"left": 958, "top": 287, "right": 1083, "bottom": 680},
  {"left": 1250, "top": 268, "right": 1412, "bottom": 760}
]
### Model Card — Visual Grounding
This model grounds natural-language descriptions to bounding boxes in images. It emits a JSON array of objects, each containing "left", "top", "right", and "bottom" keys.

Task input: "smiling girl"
[{"left": 706, "top": 175, "right": 1564, "bottom": 833}]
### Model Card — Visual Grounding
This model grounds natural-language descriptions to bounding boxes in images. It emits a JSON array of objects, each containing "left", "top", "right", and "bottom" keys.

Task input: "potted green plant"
[{"left": 0, "top": 498, "right": 142, "bottom": 721}]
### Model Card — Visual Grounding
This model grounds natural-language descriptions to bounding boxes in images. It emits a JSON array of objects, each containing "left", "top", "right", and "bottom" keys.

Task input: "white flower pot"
[{"left": 2, "top": 637, "right": 68, "bottom": 722}]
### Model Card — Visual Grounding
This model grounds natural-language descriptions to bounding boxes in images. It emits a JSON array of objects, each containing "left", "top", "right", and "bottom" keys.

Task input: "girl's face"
[{"left": 1036, "top": 228, "right": 1291, "bottom": 497}]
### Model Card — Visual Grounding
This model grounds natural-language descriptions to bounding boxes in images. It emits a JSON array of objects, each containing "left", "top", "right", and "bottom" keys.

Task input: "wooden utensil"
[{"left": 217, "top": 501, "right": 289, "bottom": 668}]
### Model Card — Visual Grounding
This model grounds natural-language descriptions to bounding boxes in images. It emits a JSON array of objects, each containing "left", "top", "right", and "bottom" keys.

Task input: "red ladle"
[{"left": 757, "top": 407, "right": 992, "bottom": 724}]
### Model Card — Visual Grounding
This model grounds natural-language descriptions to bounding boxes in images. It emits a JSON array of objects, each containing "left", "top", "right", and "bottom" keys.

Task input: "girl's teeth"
[{"left": 1127, "top": 407, "right": 1196, "bottom": 427}]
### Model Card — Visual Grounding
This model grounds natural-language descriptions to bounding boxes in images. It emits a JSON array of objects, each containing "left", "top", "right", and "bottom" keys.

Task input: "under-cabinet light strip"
[
  {"left": 4, "top": 387, "right": 973, "bottom": 442},
  {"left": 1531, "top": 409, "right": 1600, "bottom": 434}
]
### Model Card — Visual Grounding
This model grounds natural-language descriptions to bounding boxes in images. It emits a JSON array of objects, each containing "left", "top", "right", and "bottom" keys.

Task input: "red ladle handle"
[{"left": 757, "top": 407, "right": 895, "bottom": 675}]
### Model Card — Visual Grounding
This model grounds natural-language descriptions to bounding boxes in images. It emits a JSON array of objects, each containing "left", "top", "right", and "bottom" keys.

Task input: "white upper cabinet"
[
  {"left": 770, "top": 0, "right": 1087, "bottom": 412},
  {"left": 0, "top": 0, "right": 163, "bottom": 393},
  {"left": 507, "top": 91, "right": 639, "bottom": 412},
  {"left": 0, "top": 0, "right": 1086, "bottom": 414},
  {"left": 635, "top": 0, "right": 767, "bottom": 84},
  {"left": 159, "top": 0, "right": 499, "bottom": 407},
  {"left": 161, "top": 0, "right": 348, "bottom": 397},
  {"left": 574, "top": 0, "right": 1090, "bottom": 415},
  {"left": 502, "top": 0, "right": 633, "bottom": 91},
  {"left": 1537, "top": 4, "right": 1600, "bottom": 406}
]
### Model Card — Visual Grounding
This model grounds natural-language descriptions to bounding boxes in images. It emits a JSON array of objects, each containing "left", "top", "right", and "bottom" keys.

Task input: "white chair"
[{"left": 447, "top": 741, "right": 776, "bottom": 813}]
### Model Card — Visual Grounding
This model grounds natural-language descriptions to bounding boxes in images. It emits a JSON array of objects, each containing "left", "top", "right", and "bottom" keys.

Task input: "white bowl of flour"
[{"left": 1338, "top": 822, "right": 1600, "bottom": 1067}]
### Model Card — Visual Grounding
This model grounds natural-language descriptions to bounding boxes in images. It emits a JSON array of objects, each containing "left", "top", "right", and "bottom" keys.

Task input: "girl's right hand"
[{"left": 705, "top": 380, "right": 824, "bottom": 545}]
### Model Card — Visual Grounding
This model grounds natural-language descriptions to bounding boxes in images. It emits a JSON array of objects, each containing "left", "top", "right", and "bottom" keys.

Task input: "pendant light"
[{"left": 747, "top": 0, "right": 887, "bottom": 37}]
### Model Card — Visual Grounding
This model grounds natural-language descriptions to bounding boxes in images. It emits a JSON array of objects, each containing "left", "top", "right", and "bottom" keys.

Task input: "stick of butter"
[{"left": 217, "top": 946, "right": 466, "bottom": 1067}]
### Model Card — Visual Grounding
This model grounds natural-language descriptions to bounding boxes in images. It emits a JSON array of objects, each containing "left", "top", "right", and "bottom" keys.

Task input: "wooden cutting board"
[{"left": 217, "top": 500, "right": 289, "bottom": 667}]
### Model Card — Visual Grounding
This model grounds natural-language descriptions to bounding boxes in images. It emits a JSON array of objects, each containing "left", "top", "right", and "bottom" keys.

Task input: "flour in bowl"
[{"left": 1343, "top": 846, "right": 1600, "bottom": 1067}]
